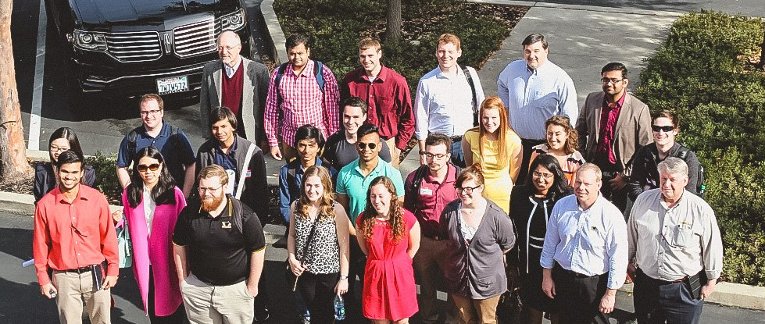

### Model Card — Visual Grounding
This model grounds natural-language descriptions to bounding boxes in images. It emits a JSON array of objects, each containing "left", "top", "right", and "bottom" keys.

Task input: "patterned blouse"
[{"left": 293, "top": 203, "right": 341, "bottom": 274}]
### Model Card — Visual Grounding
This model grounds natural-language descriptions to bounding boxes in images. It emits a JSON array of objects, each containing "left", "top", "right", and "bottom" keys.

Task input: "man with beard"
[
  {"left": 173, "top": 165, "right": 267, "bottom": 323},
  {"left": 577, "top": 62, "right": 652, "bottom": 214},
  {"left": 34, "top": 150, "right": 119, "bottom": 324},
  {"left": 403, "top": 133, "right": 460, "bottom": 324},
  {"left": 323, "top": 97, "right": 392, "bottom": 172}
]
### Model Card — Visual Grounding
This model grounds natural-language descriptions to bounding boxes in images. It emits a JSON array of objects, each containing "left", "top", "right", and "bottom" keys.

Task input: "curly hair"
[
  {"left": 359, "top": 176, "right": 406, "bottom": 244},
  {"left": 545, "top": 115, "right": 578, "bottom": 155},
  {"left": 294, "top": 166, "right": 336, "bottom": 221}
]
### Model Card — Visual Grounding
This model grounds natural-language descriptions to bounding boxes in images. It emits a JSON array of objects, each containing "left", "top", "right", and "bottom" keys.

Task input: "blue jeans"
[{"left": 451, "top": 139, "right": 466, "bottom": 168}]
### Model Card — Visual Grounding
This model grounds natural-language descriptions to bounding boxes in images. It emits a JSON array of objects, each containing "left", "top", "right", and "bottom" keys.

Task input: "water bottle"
[{"left": 334, "top": 294, "right": 346, "bottom": 320}]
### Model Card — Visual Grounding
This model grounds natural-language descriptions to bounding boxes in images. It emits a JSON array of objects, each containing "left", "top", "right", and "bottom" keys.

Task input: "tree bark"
[
  {"left": 0, "top": 0, "right": 33, "bottom": 182},
  {"left": 385, "top": 0, "right": 402, "bottom": 42}
]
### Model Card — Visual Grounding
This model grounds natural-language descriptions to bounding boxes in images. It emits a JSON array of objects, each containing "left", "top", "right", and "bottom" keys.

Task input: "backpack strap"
[
  {"left": 127, "top": 129, "right": 139, "bottom": 163},
  {"left": 274, "top": 62, "right": 289, "bottom": 110},
  {"left": 461, "top": 65, "right": 478, "bottom": 126},
  {"left": 315, "top": 61, "right": 325, "bottom": 93},
  {"left": 408, "top": 165, "right": 430, "bottom": 195},
  {"left": 228, "top": 195, "right": 244, "bottom": 234}
]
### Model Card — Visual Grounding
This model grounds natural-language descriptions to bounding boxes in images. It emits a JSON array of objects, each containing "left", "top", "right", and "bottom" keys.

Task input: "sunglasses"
[
  {"left": 651, "top": 125, "right": 675, "bottom": 133},
  {"left": 137, "top": 163, "right": 161, "bottom": 172},
  {"left": 356, "top": 142, "right": 377, "bottom": 150}
]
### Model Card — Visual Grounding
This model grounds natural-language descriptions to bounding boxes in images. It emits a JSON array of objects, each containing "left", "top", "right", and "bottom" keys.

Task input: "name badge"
[
  {"left": 419, "top": 188, "right": 433, "bottom": 196},
  {"left": 246, "top": 169, "right": 252, "bottom": 178}
]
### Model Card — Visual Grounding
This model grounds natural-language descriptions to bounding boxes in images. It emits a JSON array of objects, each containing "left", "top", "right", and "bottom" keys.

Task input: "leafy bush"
[
  {"left": 636, "top": 11, "right": 765, "bottom": 286},
  {"left": 86, "top": 152, "right": 121, "bottom": 204}
]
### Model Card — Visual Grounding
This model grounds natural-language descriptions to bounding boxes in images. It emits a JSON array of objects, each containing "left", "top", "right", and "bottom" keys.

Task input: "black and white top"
[
  {"left": 294, "top": 203, "right": 341, "bottom": 274},
  {"left": 510, "top": 185, "right": 568, "bottom": 275}
]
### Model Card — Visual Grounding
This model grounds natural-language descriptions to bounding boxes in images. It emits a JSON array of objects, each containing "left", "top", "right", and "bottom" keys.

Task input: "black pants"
[
  {"left": 148, "top": 267, "right": 188, "bottom": 324},
  {"left": 600, "top": 170, "right": 629, "bottom": 215},
  {"left": 633, "top": 269, "right": 704, "bottom": 324},
  {"left": 518, "top": 138, "right": 546, "bottom": 185},
  {"left": 297, "top": 272, "right": 339, "bottom": 324},
  {"left": 346, "top": 236, "right": 366, "bottom": 317},
  {"left": 553, "top": 265, "right": 610, "bottom": 324}
]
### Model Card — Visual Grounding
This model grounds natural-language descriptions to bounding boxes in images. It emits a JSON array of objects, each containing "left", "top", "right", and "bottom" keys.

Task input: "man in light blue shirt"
[
  {"left": 498, "top": 33, "right": 578, "bottom": 184},
  {"left": 335, "top": 123, "right": 404, "bottom": 320},
  {"left": 540, "top": 163, "right": 628, "bottom": 324},
  {"left": 414, "top": 33, "right": 485, "bottom": 167}
]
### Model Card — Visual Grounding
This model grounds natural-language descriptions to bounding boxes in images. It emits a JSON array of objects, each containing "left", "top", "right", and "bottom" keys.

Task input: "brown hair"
[
  {"left": 652, "top": 110, "right": 680, "bottom": 130},
  {"left": 359, "top": 176, "right": 405, "bottom": 243},
  {"left": 437, "top": 33, "right": 461, "bottom": 50},
  {"left": 139, "top": 93, "right": 164, "bottom": 111},
  {"left": 197, "top": 164, "right": 229, "bottom": 186},
  {"left": 471, "top": 96, "right": 511, "bottom": 169},
  {"left": 294, "top": 166, "right": 336, "bottom": 221},
  {"left": 359, "top": 37, "right": 381, "bottom": 52},
  {"left": 545, "top": 115, "right": 579, "bottom": 155},
  {"left": 456, "top": 163, "right": 485, "bottom": 188}
]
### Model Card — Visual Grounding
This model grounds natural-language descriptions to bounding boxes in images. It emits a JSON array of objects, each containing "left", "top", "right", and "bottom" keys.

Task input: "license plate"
[{"left": 156, "top": 75, "right": 189, "bottom": 95}]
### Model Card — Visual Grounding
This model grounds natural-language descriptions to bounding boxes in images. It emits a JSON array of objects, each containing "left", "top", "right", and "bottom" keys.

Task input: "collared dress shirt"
[
  {"left": 33, "top": 185, "right": 119, "bottom": 286},
  {"left": 540, "top": 194, "right": 628, "bottom": 289},
  {"left": 264, "top": 60, "right": 341, "bottom": 148},
  {"left": 414, "top": 66, "right": 485, "bottom": 140},
  {"left": 403, "top": 164, "right": 460, "bottom": 238},
  {"left": 594, "top": 93, "right": 625, "bottom": 166},
  {"left": 497, "top": 59, "right": 578, "bottom": 140},
  {"left": 628, "top": 189, "right": 723, "bottom": 281},
  {"left": 224, "top": 59, "right": 242, "bottom": 78},
  {"left": 343, "top": 66, "right": 415, "bottom": 150}
]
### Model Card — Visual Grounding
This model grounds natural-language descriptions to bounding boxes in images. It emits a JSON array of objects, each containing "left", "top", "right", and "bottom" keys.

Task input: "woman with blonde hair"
[
  {"left": 356, "top": 176, "right": 420, "bottom": 323},
  {"left": 287, "top": 165, "right": 350, "bottom": 323},
  {"left": 462, "top": 96, "right": 523, "bottom": 213},
  {"left": 529, "top": 115, "right": 585, "bottom": 185}
]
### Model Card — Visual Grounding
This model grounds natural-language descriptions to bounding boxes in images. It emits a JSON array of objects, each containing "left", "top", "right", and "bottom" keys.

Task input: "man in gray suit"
[
  {"left": 577, "top": 62, "right": 652, "bottom": 213},
  {"left": 200, "top": 31, "right": 270, "bottom": 145}
]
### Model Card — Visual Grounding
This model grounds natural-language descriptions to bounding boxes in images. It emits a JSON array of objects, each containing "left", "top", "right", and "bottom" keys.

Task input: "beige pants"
[
  {"left": 452, "top": 294, "right": 501, "bottom": 324},
  {"left": 385, "top": 137, "right": 401, "bottom": 168},
  {"left": 181, "top": 274, "right": 254, "bottom": 324},
  {"left": 52, "top": 270, "right": 111, "bottom": 324}
]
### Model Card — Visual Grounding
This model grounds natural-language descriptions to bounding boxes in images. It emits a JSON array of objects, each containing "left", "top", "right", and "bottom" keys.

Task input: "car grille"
[
  {"left": 105, "top": 31, "right": 162, "bottom": 62},
  {"left": 173, "top": 19, "right": 217, "bottom": 58}
]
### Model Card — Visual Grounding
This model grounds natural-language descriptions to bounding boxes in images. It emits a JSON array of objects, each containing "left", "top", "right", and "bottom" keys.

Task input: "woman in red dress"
[{"left": 356, "top": 176, "right": 421, "bottom": 323}]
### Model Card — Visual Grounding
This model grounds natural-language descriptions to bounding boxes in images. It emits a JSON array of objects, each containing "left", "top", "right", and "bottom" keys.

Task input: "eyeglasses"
[
  {"left": 424, "top": 153, "right": 447, "bottom": 159},
  {"left": 601, "top": 78, "right": 624, "bottom": 84},
  {"left": 139, "top": 109, "right": 161, "bottom": 116},
  {"left": 532, "top": 171, "right": 554, "bottom": 179},
  {"left": 50, "top": 145, "right": 69, "bottom": 152},
  {"left": 455, "top": 185, "right": 481, "bottom": 194},
  {"left": 651, "top": 125, "right": 675, "bottom": 133},
  {"left": 136, "top": 163, "right": 160, "bottom": 173},
  {"left": 356, "top": 142, "right": 377, "bottom": 150},
  {"left": 217, "top": 45, "right": 240, "bottom": 52},
  {"left": 198, "top": 185, "right": 224, "bottom": 193}
]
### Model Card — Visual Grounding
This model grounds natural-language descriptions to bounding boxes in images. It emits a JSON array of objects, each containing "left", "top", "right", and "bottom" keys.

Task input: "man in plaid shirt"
[{"left": 264, "top": 33, "right": 341, "bottom": 162}]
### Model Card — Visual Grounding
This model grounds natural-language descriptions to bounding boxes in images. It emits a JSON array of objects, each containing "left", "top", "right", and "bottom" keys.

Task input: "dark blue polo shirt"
[
  {"left": 117, "top": 121, "right": 195, "bottom": 186},
  {"left": 213, "top": 138, "right": 240, "bottom": 193}
]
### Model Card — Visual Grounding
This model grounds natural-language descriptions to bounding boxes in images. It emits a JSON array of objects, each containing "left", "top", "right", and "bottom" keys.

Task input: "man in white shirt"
[
  {"left": 497, "top": 33, "right": 578, "bottom": 184},
  {"left": 540, "top": 163, "right": 628, "bottom": 324},
  {"left": 414, "top": 33, "right": 484, "bottom": 168}
]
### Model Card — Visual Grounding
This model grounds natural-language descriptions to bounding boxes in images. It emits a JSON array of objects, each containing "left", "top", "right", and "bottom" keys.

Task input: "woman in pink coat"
[{"left": 120, "top": 147, "right": 187, "bottom": 323}]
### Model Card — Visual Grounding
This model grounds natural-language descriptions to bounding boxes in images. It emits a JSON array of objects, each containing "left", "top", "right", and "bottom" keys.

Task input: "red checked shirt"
[
  {"left": 343, "top": 66, "right": 415, "bottom": 150},
  {"left": 33, "top": 185, "right": 119, "bottom": 286},
  {"left": 264, "top": 60, "right": 340, "bottom": 148},
  {"left": 595, "top": 93, "right": 625, "bottom": 165}
]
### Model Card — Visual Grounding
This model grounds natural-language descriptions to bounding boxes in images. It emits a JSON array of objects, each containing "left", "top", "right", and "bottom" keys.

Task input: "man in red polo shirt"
[
  {"left": 200, "top": 30, "right": 270, "bottom": 145},
  {"left": 33, "top": 150, "right": 119, "bottom": 324},
  {"left": 342, "top": 37, "right": 414, "bottom": 168}
]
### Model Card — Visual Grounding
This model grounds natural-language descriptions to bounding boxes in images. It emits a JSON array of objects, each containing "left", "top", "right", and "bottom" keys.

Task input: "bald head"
[{"left": 217, "top": 31, "right": 242, "bottom": 67}]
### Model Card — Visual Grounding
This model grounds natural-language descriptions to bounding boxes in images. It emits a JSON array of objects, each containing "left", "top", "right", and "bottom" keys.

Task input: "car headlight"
[
  {"left": 72, "top": 29, "right": 107, "bottom": 51},
  {"left": 220, "top": 9, "right": 246, "bottom": 31}
]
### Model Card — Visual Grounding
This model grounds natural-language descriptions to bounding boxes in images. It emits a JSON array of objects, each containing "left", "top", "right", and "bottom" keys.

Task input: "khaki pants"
[
  {"left": 385, "top": 137, "right": 401, "bottom": 168},
  {"left": 181, "top": 274, "right": 254, "bottom": 324},
  {"left": 452, "top": 294, "right": 501, "bottom": 324},
  {"left": 52, "top": 270, "right": 111, "bottom": 324}
]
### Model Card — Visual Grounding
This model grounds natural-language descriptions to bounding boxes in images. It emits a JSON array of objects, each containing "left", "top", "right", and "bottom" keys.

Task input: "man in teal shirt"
[{"left": 336, "top": 123, "right": 404, "bottom": 320}]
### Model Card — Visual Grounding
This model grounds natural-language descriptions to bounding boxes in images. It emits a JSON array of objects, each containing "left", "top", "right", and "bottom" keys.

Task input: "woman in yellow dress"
[{"left": 461, "top": 96, "right": 522, "bottom": 213}]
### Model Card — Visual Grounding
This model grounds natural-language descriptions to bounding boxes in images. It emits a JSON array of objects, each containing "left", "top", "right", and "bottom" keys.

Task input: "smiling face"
[
  {"left": 358, "top": 47, "right": 382, "bottom": 75},
  {"left": 303, "top": 175, "right": 324, "bottom": 203},
  {"left": 574, "top": 169, "right": 601, "bottom": 206},
  {"left": 57, "top": 162, "right": 83, "bottom": 192},
  {"left": 49, "top": 138, "right": 70, "bottom": 162},
  {"left": 652, "top": 116, "right": 678, "bottom": 147},
  {"left": 297, "top": 138, "right": 319, "bottom": 164},
  {"left": 531, "top": 165, "right": 555, "bottom": 196},
  {"left": 659, "top": 170, "right": 688, "bottom": 203},
  {"left": 546, "top": 124, "right": 568, "bottom": 151},
  {"left": 211, "top": 119, "right": 235, "bottom": 145},
  {"left": 481, "top": 107, "right": 501, "bottom": 134},
  {"left": 356, "top": 132, "right": 381, "bottom": 163},
  {"left": 436, "top": 41, "right": 462, "bottom": 71},
  {"left": 369, "top": 183, "right": 392, "bottom": 216},
  {"left": 217, "top": 31, "right": 242, "bottom": 67},
  {"left": 139, "top": 98, "right": 164, "bottom": 131},
  {"left": 523, "top": 41, "right": 548, "bottom": 70},
  {"left": 601, "top": 70, "right": 628, "bottom": 97},
  {"left": 137, "top": 156, "right": 161, "bottom": 188},
  {"left": 343, "top": 105, "right": 366, "bottom": 135},
  {"left": 457, "top": 178, "right": 483, "bottom": 206},
  {"left": 288, "top": 43, "right": 310, "bottom": 70}
]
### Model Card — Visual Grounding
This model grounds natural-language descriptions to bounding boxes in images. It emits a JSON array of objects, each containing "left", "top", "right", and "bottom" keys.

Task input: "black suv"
[{"left": 45, "top": 0, "right": 253, "bottom": 98}]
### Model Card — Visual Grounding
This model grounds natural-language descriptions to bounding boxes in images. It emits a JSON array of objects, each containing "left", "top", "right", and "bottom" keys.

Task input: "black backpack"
[
  {"left": 406, "top": 164, "right": 461, "bottom": 196},
  {"left": 675, "top": 146, "right": 706, "bottom": 197}
]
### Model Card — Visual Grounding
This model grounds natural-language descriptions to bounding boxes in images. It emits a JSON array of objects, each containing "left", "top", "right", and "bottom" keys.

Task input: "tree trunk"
[
  {"left": 760, "top": 27, "right": 765, "bottom": 70},
  {"left": 0, "top": 0, "right": 33, "bottom": 182},
  {"left": 385, "top": 0, "right": 402, "bottom": 42}
]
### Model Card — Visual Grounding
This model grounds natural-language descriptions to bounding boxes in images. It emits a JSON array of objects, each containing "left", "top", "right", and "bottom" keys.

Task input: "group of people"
[{"left": 30, "top": 27, "right": 723, "bottom": 324}]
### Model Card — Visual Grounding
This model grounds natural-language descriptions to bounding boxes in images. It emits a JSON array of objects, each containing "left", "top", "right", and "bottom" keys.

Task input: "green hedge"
[
  {"left": 636, "top": 11, "right": 765, "bottom": 286},
  {"left": 273, "top": 0, "right": 523, "bottom": 95}
]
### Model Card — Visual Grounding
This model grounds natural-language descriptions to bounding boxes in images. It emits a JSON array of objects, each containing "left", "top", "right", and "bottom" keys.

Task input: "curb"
[{"left": 467, "top": 0, "right": 682, "bottom": 17}]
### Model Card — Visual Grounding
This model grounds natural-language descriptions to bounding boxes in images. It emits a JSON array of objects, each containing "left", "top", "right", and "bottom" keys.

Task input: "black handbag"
[{"left": 285, "top": 215, "right": 321, "bottom": 291}]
